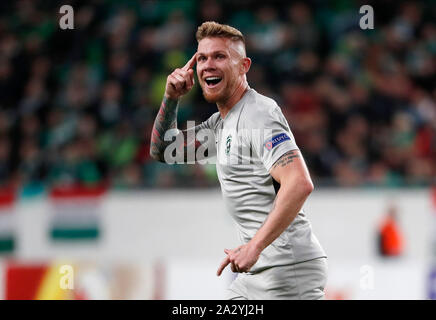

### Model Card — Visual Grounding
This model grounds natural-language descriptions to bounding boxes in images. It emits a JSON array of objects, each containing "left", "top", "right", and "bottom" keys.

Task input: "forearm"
[
  {"left": 250, "top": 180, "right": 313, "bottom": 252},
  {"left": 150, "top": 96, "right": 179, "bottom": 161}
]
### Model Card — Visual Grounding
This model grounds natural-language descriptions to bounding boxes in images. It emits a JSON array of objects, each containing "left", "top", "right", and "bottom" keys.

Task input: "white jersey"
[{"left": 197, "top": 88, "right": 326, "bottom": 273}]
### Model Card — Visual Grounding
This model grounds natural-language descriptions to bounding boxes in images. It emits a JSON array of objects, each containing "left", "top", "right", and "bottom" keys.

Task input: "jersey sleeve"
[
  {"left": 249, "top": 106, "right": 299, "bottom": 172},
  {"left": 183, "top": 112, "right": 220, "bottom": 160},
  {"left": 195, "top": 112, "right": 220, "bottom": 132}
]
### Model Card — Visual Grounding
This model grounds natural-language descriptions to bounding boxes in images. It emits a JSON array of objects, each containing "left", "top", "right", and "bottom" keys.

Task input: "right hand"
[{"left": 164, "top": 53, "right": 197, "bottom": 100}]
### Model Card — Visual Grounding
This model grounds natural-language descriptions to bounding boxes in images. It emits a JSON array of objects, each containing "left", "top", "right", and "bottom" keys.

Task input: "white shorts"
[{"left": 225, "top": 257, "right": 328, "bottom": 300}]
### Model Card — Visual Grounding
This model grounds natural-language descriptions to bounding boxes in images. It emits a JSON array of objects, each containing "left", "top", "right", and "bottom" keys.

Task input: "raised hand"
[{"left": 164, "top": 53, "right": 197, "bottom": 100}]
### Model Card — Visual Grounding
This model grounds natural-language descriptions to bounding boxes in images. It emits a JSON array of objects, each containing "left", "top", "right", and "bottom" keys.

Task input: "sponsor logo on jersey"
[{"left": 265, "top": 133, "right": 290, "bottom": 150}]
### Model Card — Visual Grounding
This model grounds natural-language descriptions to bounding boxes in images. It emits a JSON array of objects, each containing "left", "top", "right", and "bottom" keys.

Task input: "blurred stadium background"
[{"left": 0, "top": 0, "right": 435, "bottom": 299}]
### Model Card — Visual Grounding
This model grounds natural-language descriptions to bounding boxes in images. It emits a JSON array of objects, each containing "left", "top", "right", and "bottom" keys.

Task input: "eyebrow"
[{"left": 197, "top": 50, "right": 228, "bottom": 57}]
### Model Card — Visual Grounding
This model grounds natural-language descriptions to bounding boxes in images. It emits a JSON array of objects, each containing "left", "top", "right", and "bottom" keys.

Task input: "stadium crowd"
[{"left": 0, "top": 0, "right": 434, "bottom": 192}]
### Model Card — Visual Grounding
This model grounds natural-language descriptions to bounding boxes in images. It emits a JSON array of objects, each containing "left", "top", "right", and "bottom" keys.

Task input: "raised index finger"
[{"left": 182, "top": 52, "right": 197, "bottom": 71}]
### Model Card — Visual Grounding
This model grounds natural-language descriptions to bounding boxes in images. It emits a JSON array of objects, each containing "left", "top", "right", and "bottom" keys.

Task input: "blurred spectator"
[
  {"left": 98, "top": 80, "right": 124, "bottom": 128},
  {"left": 47, "top": 138, "right": 102, "bottom": 188},
  {"left": 377, "top": 204, "right": 404, "bottom": 257},
  {"left": 198, "top": 0, "right": 223, "bottom": 23},
  {"left": 17, "top": 138, "right": 46, "bottom": 186}
]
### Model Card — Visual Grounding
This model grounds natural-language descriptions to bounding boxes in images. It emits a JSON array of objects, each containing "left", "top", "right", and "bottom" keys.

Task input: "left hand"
[{"left": 216, "top": 243, "right": 261, "bottom": 276}]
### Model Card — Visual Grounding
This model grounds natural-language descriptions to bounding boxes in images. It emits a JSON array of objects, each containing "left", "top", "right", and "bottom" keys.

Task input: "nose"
[{"left": 203, "top": 57, "right": 217, "bottom": 71}]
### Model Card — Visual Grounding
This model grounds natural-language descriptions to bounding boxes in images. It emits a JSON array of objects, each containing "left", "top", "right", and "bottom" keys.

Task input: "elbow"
[
  {"left": 298, "top": 177, "right": 314, "bottom": 198},
  {"left": 304, "top": 179, "right": 314, "bottom": 196},
  {"left": 150, "top": 152, "right": 159, "bottom": 162},
  {"left": 149, "top": 146, "right": 164, "bottom": 163},
  {"left": 281, "top": 176, "right": 314, "bottom": 198}
]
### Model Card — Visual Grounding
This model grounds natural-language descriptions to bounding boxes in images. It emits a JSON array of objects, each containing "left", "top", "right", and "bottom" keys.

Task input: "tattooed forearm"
[
  {"left": 150, "top": 96, "right": 203, "bottom": 163},
  {"left": 150, "top": 96, "right": 179, "bottom": 161},
  {"left": 272, "top": 150, "right": 300, "bottom": 170}
]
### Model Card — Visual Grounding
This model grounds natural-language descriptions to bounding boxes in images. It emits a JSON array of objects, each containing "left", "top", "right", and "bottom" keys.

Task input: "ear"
[{"left": 240, "top": 57, "right": 251, "bottom": 75}]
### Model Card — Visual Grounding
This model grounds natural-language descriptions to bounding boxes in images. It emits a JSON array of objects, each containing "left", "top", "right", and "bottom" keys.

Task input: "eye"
[
  {"left": 198, "top": 56, "right": 206, "bottom": 62},
  {"left": 217, "top": 54, "right": 225, "bottom": 59}
]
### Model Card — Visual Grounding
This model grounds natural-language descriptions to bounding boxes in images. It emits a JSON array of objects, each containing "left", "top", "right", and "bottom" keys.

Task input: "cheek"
[
  {"left": 230, "top": 62, "right": 241, "bottom": 76},
  {"left": 224, "top": 64, "right": 237, "bottom": 78},
  {"left": 228, "top": 66, "right": 240, "bottom": 82}
]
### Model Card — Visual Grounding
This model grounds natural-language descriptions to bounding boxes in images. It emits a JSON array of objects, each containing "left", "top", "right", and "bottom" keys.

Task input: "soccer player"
[{"left": 150, "top": 21, "right": 327, "bottom": 300}]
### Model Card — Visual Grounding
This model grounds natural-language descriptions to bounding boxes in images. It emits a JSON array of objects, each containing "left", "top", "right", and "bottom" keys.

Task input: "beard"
[
  {"left": 200, "top": 79, "right": 235, "bottom": 104},
  {"left": 202, "top": 89, "right": 223, "bottom": 103}
]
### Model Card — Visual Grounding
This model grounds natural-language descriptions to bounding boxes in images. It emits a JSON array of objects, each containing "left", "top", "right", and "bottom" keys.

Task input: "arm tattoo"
[
  {"left": 150, "top": 96, "right": 201, "bottom": 162},
  {"left": 150, "top": 96, "right": 179, "bottom": 162},
  {"left": 271, "top": 150, "right": 300, "bottom": 170}
]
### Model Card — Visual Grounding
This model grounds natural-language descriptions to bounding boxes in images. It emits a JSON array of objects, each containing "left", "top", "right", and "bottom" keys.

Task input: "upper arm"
[
  {"left": 269, "top": 149, "right": 313, "bottom": 191},
  {"left": 247, "top": 105, "right": 313, "bottom": 190},
  {"left": 249, "top": 106, "right": 300, "bottom": 172}
]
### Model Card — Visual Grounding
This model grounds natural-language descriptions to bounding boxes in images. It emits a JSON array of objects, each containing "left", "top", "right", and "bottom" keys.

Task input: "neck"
[{"left": 217, "top": 81, "right": 248, "bottom": 119}]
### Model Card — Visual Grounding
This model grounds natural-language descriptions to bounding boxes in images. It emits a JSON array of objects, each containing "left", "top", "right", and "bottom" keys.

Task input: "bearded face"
[{"left": 196, "top": 37, "right": 244, "bottom": 104}]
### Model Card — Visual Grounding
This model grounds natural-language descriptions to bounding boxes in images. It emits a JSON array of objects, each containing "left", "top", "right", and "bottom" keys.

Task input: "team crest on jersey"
[
  {"left": 225, "top": 134, "right": 232, "bottom": 156},
  {"left": 265, "top": 133, "right": 290, "bottom": 151}
]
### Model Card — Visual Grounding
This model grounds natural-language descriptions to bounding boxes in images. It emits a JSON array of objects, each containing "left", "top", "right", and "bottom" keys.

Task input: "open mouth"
[{"left": 204, "top": 76, "right": 222, "bottom": 87}]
